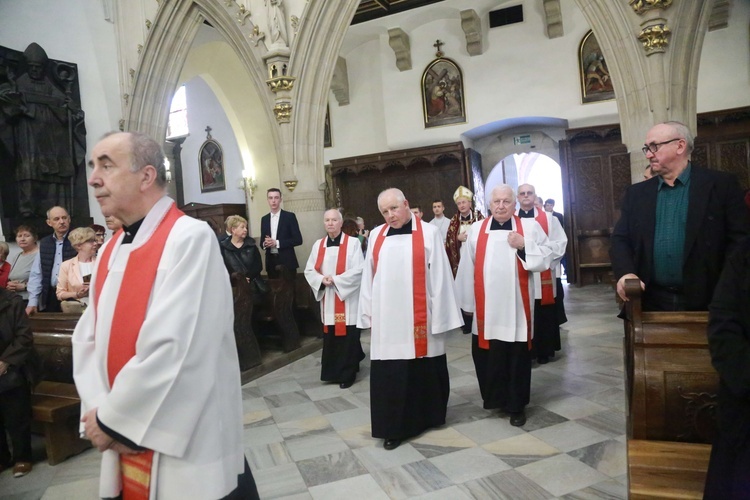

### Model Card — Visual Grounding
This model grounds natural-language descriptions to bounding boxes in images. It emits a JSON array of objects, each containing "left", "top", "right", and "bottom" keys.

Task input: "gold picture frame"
[
  {"left": 199, "top": 138, "right": 226, "bottom": 193},
  {"left": 421, "top": 57, "right": 466, "bottom": 128},
  {"left": 579, "top": 30, "right": 615, "bottom": 104}
]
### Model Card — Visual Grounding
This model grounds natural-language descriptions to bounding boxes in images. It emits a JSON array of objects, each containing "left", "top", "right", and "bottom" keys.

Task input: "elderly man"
[
  {"left": 456, "top": 185, "right": 553, "bottom": 426},
  {"left": 26, "top": 206, "right": 76, "bottom": 315},
  {"left": 304, "top": 209, "right": 365, "bottom": 389},
  {"left": 73, "top": 132, "right": 258, "bottom": 499},
  {"left": 517, "top": 184, "right": 568, "bottom": 364},
  {"left": 358, "top": 188, "right": 462, "bottom": 450},
  {"left": 446, "top": 186, "right": 484, "bottom": 334},
  {"left": 611, "top": 121, "right": 749, "bottom": 311}
]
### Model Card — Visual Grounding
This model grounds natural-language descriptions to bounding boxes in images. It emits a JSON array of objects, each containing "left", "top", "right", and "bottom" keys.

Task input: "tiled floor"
[{"left": 0, "top": 283, "right": 628, "bottom": 499}]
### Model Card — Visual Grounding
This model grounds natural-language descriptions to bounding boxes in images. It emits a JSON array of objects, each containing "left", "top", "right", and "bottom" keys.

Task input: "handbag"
[
  {"left": 0, "top": 366, "right": 26, "bottom": 394},
  {"left": 251, "top": 276, "right": 269, "bottom": 295}
]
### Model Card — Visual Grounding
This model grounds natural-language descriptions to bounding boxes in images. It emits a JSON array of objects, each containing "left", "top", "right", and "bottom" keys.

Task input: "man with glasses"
[{"left": 611, "top": 121, "right": 749, "bottom": 311}]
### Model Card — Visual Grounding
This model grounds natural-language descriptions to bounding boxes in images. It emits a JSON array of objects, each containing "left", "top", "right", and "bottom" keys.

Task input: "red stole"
[
  {"left": 372, "top": 218, "right": 428, "bottom": 357},
  {"left": 534, "top": 211, "right": 555, "bottom": 305},
  {"left": 474, "top": 216, "right": 533, "bottom": 351},
  {"left": 93, "top": 203, "right": 184, "bottom": 500},
  {"left": 314, "top": 234, "right": 349, "bottom": 336}
]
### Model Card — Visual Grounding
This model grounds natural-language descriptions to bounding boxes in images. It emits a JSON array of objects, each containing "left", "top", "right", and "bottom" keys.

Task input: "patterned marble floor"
[{"left": 0, "top": 283, "right": 628, "bottom": 499}]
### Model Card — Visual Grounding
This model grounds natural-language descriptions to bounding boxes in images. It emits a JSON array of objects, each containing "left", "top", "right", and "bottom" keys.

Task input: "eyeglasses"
[
  {"left": 518, "top": 191, "right": 534, "bottom": 196},
  {"left": 642, "top": 138, "right": 681, "bottom": 156}
]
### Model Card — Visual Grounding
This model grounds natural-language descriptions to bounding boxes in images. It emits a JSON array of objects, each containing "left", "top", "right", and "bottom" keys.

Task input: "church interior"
[{"left": 0, "top": 0, "right": 748, "bottom": 497}]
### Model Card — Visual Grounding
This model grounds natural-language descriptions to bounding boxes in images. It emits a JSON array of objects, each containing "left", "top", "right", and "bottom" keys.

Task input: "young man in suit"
[
  {"left": 260, "top": 188, "right": 303, "bottom": 278},
  {"left": 611, "top": 121, "right": 749, "bottom": 311}
]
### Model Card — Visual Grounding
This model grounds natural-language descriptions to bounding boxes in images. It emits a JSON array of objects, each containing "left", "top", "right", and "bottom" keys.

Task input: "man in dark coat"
[
  {"left": 610, "top": 121, "right": 749, "bottom": 311},
  {"left": 260, "top": 188, "right": 303, "bottom": 278}
]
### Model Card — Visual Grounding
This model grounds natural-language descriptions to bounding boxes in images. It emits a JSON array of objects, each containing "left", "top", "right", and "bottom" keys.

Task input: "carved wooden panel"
[
  {"left": 717, "top": 139, "right": 750, "bottom": 188},
  {"left": 610, "top": 153, "right": 632, "bottom": 218},
  {"left": 330, "top": 142, "right": 469, "bottom": 230},
  {"left": 691, "top": 143, "right": 710, "bottom": 171}
]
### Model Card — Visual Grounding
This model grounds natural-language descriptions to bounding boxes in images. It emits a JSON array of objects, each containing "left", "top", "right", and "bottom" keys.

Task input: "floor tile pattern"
[{"left": 0, "top": 283, "right": 628, "bottom": 499}]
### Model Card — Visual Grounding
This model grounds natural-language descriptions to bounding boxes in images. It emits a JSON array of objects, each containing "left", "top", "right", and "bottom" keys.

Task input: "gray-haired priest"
[
  {"left": 455, "top": 184, "right": 553, "bottom": 427},
  {"left": 304, "top": 209, "right": 365, "bottom": 389},
  {"left": 358, "top": 188, "right": 463, "bottom": 451}
]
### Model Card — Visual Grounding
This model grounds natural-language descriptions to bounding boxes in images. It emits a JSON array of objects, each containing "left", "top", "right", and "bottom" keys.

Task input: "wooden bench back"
[
  {"left": 30, "top": 313, "right": 80, "bottom": 384},
  {"left": 623, "top": 280, "right": 719, "bottom": 444}
]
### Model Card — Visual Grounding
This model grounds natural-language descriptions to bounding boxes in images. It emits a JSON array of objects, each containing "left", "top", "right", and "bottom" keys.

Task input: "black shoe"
[
  {"left": 339, "top": 379, "right": 355, "bottom": 389},
  {"left": 537, "top": 356, "right": 549, "bottom": 364},
  {"left": 510, "top": 411, "right": 526, "bottom": 427},
  {"left": 384, "top": 439, "right": 402, "bottom": 450}
]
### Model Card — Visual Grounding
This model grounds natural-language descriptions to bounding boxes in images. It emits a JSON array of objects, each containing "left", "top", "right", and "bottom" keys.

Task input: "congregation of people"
[{"left": 0, "top": 120, "right": 748, "bottom": 498}]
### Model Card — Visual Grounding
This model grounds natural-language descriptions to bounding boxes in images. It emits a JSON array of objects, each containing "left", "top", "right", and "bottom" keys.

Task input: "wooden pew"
[
  {"left": 622, "top": 280, "right": 718, "bottom": 499},
  {"left": 29, "top": 313, "right": 91, "bottom": 465},
  {"left": 253, "top": 266, "right": 302, "bottom": 352},
  {"left": 229, "top": 272, "right": 262, "bottom": 370}
]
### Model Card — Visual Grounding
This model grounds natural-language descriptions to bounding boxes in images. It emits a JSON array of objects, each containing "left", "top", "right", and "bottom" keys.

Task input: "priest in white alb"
[
  {"left": 517, "top": 183, "right": 568, "bottom": 364},
  {"left": 455, "top": 184, "right": 553, "bottom": 427},
  {"left": 72, "top": 132, "right": 258, "bottom": 499},
  {"left": 304, "top": 209, "right": 365, "bottom": 389},
  {"left": 358, "top": 188, "right": 463, "bottom": 451}
]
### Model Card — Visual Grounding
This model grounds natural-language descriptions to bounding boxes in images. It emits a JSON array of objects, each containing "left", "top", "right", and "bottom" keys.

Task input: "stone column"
[{"left": 575, "top": 0, "right": 714, "bottom": 182}]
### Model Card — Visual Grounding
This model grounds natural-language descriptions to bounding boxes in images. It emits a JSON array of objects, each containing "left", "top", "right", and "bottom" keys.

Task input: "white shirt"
[
  {"left": 270, "top": 211, "right": 280, "bottom": 253},
  {"left": 429, "top": 215, "right": 450, "bottom": 243}
]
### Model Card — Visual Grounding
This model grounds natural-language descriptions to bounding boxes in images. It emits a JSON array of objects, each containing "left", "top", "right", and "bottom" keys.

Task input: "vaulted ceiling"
[{"left": 353, "top": 0, "right": 446, "bottom": 24}]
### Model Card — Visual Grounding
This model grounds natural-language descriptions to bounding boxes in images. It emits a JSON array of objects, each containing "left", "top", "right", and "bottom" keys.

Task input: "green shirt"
[{"left": 653, "top": 163, "right": 691, "bottom": 286}]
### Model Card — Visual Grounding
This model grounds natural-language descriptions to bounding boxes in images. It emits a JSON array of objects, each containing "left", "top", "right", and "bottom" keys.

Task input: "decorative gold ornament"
[
  {"left": 273, "top": 102, "right": 292, "bottom": 123},
  {"left": 249, "top": 25, "right": 266, "bottom": 47},
  {"left": 145, "top": 19, "right": 152, "bottom": 30},
  {"left": 291, "top": 15, "right": 300, "bottom": 33},
  {"left": 629, "top": 0, "right": 673, "bottom": 15},
  {"left": 224, "top": 0, "right": 234, "bottom": 6},
  {"left": 266, "top": 76, "right": 296, "bottom": 93},
  {"left": 236, "top": 4, "right": 251, "bottom": 25},
  {"left": 637, "top": 24, "right": 672, "bottom": 53},
  {"left": 283, "top": 180, "right": 298, "bottom": 192}
]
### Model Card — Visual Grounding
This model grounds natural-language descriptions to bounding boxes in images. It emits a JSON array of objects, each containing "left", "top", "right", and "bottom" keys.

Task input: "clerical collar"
[
  {"left": 491, "top": 218, "right": 513, "bottom": 231},
  {"left": 121, "top": 218, "right": 145, "bottom": 244},
  {"left": 387, "top": 218, "right": 413, "bottom": 236},
  {"left": 518, "top": 208, "right": 535, "bottom": 218},
  {"left": 460, "top": 213, "right": 472, "bottom": 222},
  {"left": 326, "top": 232, "right": 342, "bottom": 247}
]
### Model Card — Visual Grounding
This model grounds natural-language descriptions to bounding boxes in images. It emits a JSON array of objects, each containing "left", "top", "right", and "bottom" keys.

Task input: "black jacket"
[
  {"left": 220, "top": 237, "right": 262, "bottom": 280},
  {"left": 707, "top": 237, "right": 750, "bottom": 448},
  {"left": 260, "top": 209, "right": 303, "bottom": 272},
  {"left": 0, "top": 288, "right": 35, "bottom": 383},
  {"left": 610, "top": 165, "right": 749, "bottom": 310}
]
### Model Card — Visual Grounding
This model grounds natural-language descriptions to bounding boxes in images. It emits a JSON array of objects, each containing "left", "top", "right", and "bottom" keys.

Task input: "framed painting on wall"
[
  {"left": 579, "top": 30, "right": 615, "bottom": 104},
  {"left": 199, "top": 138, "right": 226, "bottom": 193},
  {"left": 421, "top": 57, "right": 466, "bottom": 128}
]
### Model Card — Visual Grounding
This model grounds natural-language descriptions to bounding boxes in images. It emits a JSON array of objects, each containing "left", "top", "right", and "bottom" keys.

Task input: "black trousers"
[{"left": 0, "top": 384, "right": 33, "bottom": 464}]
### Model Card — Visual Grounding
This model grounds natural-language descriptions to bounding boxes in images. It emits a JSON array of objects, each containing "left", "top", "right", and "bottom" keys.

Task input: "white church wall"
[
  {"left": 180, "top": 76, "right": 246, "bottom": 207},
  {"left": 0, "top": 0, "right": 122, "bottom": 230}
]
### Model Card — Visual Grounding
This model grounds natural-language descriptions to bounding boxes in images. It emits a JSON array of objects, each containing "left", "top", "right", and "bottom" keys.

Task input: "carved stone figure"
[
  {"left": 265, "top": 0, "right": 288, "bottom": 49},
  {"left": 0, "top": 43, "right": 87, "bottom": 228}
]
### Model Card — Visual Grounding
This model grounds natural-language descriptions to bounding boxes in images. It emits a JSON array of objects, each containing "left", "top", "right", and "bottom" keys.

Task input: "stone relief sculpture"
[
  {"left": 0, "top": 42, "right": 88, "bottom": 230},
  {"left": 265, "top": 0, "right": 288, "bottom": 49}
]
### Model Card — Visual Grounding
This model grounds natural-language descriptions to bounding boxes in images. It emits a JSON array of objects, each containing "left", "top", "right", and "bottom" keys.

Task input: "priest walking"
[
  {"left": 304, "top": 209, "right": 365, "bottom": 389},
  {"left": 73, "top": 132, "right": 258, "bottom": 499},
  {"left": 455, "top": 185, "right": 553, "bottom": 427},
  {"left": 358, "top": 188, "right": 462, "bottom": 450}
]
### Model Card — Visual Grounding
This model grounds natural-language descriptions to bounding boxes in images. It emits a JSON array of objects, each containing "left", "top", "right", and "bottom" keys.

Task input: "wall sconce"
[
  {"left": 240, "top": 174, "right": 258, "bottom": 200},
  {"left": 164, "top": 157, "right": 172, "bottom": 183}
]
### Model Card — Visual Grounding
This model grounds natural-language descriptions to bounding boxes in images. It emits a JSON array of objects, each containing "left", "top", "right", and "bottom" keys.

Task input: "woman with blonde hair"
[
  {"left": 220, "top": 215, "right": 262, "bottom": 287},
  {"left": 56, "top": 227, "right": 98, "bottom": 309}
]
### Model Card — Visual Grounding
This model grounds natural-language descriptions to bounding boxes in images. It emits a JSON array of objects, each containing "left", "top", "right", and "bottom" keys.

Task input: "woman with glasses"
[{"left": 56, "top": 227, "right": 98, "bottom": 309}]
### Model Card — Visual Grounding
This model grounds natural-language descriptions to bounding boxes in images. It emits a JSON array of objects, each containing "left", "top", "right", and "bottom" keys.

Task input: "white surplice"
[
  {"left": 357, "top": 218, "right": 463, "bottom": 360},
  {"left": 304, "top": 233, "right": 364, "bottom": 325},
  {"left": 454, "top": 217, "right": 553, "bottom": 342},
  {"left": 72, "top": 197, "right": 244, "bottom": 500},
  {"left": 527, "top": 209, "right": 567, "bottom": 298}
]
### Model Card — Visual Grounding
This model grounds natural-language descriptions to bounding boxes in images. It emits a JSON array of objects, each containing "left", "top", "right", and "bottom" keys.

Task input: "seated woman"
[
  {"left": 220, "top": 215, "right": 262, "bottom": 287},
  {"left": 56, "top": 227, "right": 98, "bottom": 308},
  {"left": 6, "top": 225, "right": 39, "bottom": 302},
  {"left": 0, "top": 287, "right": 36, "bottom": 477}
]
